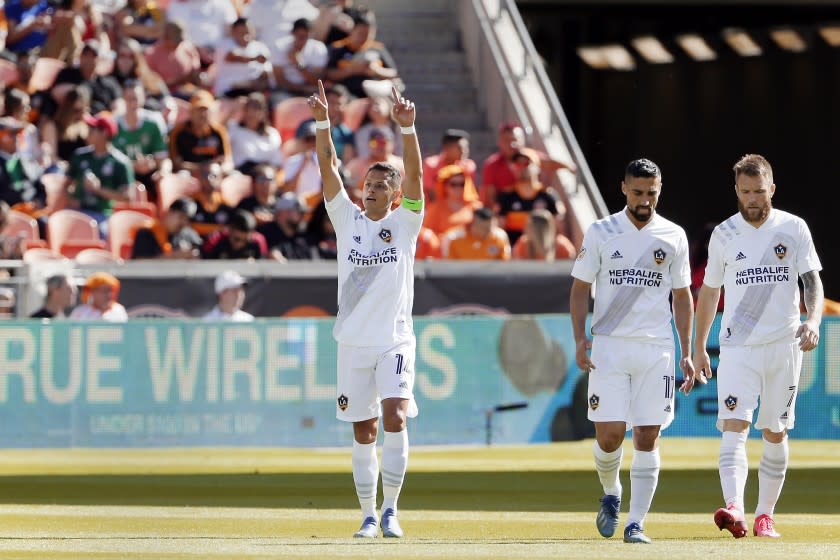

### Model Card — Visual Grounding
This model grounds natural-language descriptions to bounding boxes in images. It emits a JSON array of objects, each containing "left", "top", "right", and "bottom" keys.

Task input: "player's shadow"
[{"left": 0, "top": 468, "right": 835, "bottom": 512}]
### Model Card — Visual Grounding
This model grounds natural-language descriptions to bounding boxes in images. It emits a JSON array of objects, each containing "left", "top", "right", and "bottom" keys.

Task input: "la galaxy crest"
[
  {"left": 774, "top": 243, "right": 787, "bottom": 260},
  {"left": 589, "top": 394, "right": 600, "bottom": 410},
  {"left": 724, "top": 395, "right": 738, "bottom": 411},
  {"left": 379, "top": 228, "right": 392, "bottom": 243},
  {"left": 653, "top": 248, "right": 666, "bottom": 265},
  {"left": 337, "top": 394, "right": 349, "bottom": 411}
]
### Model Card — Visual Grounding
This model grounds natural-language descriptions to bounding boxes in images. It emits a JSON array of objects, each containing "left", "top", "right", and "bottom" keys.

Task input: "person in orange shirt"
[
  {"left": 422, "top": 129, "right": 477, "bottom": 202},
  {"left": 512, "top": 208, "right": 575, "bottom": 261},
  {"left": 423, "top": 164, "right": 481, "bottom": 235},
  {"left": 415, "top": 226, "right": 441, "bottom": 260},
  {"left": 442, "top": 207, "right": 511, "bottom": 260}
]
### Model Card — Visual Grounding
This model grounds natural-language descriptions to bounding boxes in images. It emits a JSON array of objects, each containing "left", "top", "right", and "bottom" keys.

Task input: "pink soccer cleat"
[
  {"left": 714, "top": 504, "right": 748, "bottom": 538},
  {"left": 753, "top": 514, "right": 781, "bottom": 538}
]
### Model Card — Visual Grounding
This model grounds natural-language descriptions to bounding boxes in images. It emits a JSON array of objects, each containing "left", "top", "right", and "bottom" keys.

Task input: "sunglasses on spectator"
[{"left": 447, "top": 179, "right": 466, "bottom": 188}]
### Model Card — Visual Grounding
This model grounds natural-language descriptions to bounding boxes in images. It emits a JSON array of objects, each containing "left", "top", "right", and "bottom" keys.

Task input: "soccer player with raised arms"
[
  {"left": 307, "top": 80, "right": 423, "bottom": 539},
  {"left": 693, "top": 154, "right": 823, "bottom": 539},
  {"left": 570, "top": 158, "right": 697, "bottom": 544}
]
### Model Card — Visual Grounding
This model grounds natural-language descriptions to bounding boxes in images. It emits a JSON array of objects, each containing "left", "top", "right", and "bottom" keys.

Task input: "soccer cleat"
[
  {"left": 753, "top": 514, "right": 781, "bottom": 538},
  {"left": 353, "top": 516, "right": 379, "bottom": 538},
  {"left": 714, "top": 504, "right": 748, "bottom": 538},
  {"left": 381, "top": 508, "right": 404, "bottom": 538},
  {"left": 623, "top": 522, "right": 651, "bottom": 544},
  {"left": 596, "top": 494, "right": 621, "bottom": 538}
]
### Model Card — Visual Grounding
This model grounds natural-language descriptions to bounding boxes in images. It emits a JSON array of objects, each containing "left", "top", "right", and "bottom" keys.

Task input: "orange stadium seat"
[
  {"left": 75, "top": 248, "right": 121, "bottom": 264},
  {"left": 42, "top": 173, "right": 69, "bottom": 213},
  {"left": 28, "top": 58, "right": 66, "bottom": 92},
  {"left": 344, "top": 97, "right": 371, "bottom": 131},
  {"left": 22, "top": 247, "right": 64, "bottom": 263},
  {"left": 220, "top": 172, "right": 253, "bottom": 207},
  {"left": 273, "top": 97, "right": 312, "bottom": 142},
  {"left": 2, "top": 210, "right": 48, "bottom": 250},
  {"left": 107, "top": 210, "right": 151, "bottom": 259},
  {"left": 0, "top": 59, "right": 20, "bottom": 87},
  {"left": 157, "top": 173, "right": 200, "bottom": 214},
  {"left": 47, "top": 209, "right": 106, "bottom": 258}
]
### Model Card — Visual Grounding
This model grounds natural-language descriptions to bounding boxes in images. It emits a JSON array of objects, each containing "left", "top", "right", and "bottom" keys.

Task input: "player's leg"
[
  {"left": 352, "top": 418, "right": 380, "bottom": 537},
  {"left": 623, "top": 425, "right": 660, "bottom": 544},
  {"left": 588, "top": 337, "right": 630, "bottom": 538}
]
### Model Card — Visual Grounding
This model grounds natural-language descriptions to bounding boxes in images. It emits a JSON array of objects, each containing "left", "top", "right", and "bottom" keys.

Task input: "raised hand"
[
  {"left": 390, "top": 85, "right": 415, "bottom": 127},
  {"left": 307, "top": 80, "right": 329, "bottom": 122}
]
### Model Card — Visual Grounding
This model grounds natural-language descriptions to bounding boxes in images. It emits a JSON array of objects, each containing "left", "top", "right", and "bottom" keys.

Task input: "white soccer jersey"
[
  {"left": 326, "top": 189, "right": 423, "bottom": 345},
  {"left": 572, "top": 209, "right": 691, "bottom": 343},
  {"left": 703, "top": 209, "right": 821, "bottom": 347}
]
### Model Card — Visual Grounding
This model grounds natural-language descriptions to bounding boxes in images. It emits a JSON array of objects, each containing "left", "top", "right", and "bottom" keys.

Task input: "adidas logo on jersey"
[
  {"left": 611, "top": 250, "right": 623, "bottom": 259},
  {"left": 735, "top": 251, "right": 747, "bottom": 261},
  {"left": 353, "top": 236, "right": 361, "bottom": 244}
]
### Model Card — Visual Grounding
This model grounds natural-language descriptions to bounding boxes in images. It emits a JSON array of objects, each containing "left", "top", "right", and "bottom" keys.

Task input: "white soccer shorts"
[
  {"left": 335, "top": 340, "right": 419, "bottom": 422},
  {"left": 716, "top": 339, "right": 802, "bottom": 433},
  {"left": 587, "top": 336, "right": 676, "bottom": 431}
]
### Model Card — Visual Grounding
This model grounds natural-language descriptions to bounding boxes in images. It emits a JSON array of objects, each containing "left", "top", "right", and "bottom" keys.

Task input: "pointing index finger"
[
  {"left": 391, "top": 85, "right": 401, "bottom": 107},
  {"left": 318, "top": 79, "right": 326, "bottom": 102}
]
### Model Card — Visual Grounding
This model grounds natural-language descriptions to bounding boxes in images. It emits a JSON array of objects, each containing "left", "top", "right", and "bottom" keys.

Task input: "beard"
[
  {"left": 738, "top": 199, "right": 771, "bottom": 224},
  {"left": 628, "top": 205, "right": 653, "bottom": 223}
]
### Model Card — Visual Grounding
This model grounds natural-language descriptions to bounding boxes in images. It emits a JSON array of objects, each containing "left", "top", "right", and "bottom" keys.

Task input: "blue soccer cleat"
[
  {"left": 353, "top": 516, "right": 379, "bottom": 538},
  {"left": 381, "top": 508, "right": 404, "bottom": 538},
  {"left": 596, "top": 494, "right": 621, "bottom": 538},
  {"left": 623, "top": 522, "right": 652, "bottom": 544}
]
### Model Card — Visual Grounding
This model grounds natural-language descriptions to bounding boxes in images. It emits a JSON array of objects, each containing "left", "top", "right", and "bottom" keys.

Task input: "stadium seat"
[
  {"left": 344, "top": 97, "right": 371, "bottom": 131},
  {"left": 28, "top": 58, "right": 66, "bottom": 92},
  {"left": 220, "top": 172, "right": 253, "bottom": 207},
  {"left": 75, "top": 248, "right": 121, "bottom": 264},
  {"left": 42, "top": 173, "right": 69, "bottom": 213},
  {"left": 22, "top": 247, "right": 64, "bottom": 263},
  {"left": 0, "top": 59, "right": 19, "bottom": 87},
  {"left": 172, "top": 97, "right": 193, "bottom": 125},
  {"left": 273, "top": 97, "right": 312, "bottom": 142},
  {"left": 112, "top": 201, "right": 157, "bottom": 217},
  {"left": 157, "top": 173, "right": 200, "bottom": 214},
  {"left": 47, "top": 209, "right": 106, "bottom": 258},
  {"left": 107, "top": 210, "right": 151, "bottom": 259},
  {"left": 2, "top": 210, "right": 48, "bottom": 250}
]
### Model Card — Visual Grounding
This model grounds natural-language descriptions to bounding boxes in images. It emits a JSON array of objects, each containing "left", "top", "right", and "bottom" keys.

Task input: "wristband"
[
  {"left": 314, "top": 120, "right": 330, "bottom": 130},
  {"left": 400, "top": 125, "right": 416, "bottom": 135},
  {"left": 401, "top": 197, "right": 423, "bottom": 211}
]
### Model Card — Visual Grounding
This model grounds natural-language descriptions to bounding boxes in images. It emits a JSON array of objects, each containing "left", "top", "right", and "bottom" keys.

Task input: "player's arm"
[
  {"left": 692, "top": 283, "right": 721, "bottom": 378},
  {"left": 307, "top": 80, "right": 343, "bottom": 202},
  {"left": 672, "top": 286, "right": 700, "bottom": 394},
  {"left": 390, "top": 86, "right": 422, "bottom": 209},
  {"left": 570, "top": 278, "right": 595, "bottom": 372},
  {"left": 797, "top": 270, "right": 824, "bottom": 351}
]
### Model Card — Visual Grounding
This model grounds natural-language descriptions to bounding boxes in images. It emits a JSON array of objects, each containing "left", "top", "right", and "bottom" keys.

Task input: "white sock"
[
  {"left": 719, "top": 431, "right": 748, "bottom": 512},
  {"left": 593, "top": 441, "right": 623, "bottom": 497},
  {"left": 756, "top": 437, "right": 788, "bottom": 517},
  {"left": 381, "top": 430, "right": 409, "bottom": 514},
  {"left": 627, "top": 448, "right": 660, "bottom": 526},
  {"left": 352, "top": 440, "right": 379, "bottom": 519}
]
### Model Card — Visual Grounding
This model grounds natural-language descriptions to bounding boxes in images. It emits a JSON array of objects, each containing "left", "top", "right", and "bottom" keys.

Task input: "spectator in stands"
[
  {"left": 213, "top": 17, "right": 271, "bottom": 99},
  {"left": 4, "top": 88, "right": 46, "bottom": 170},
  {"left": 69, "top": 271, "right": 128, "bottom": 321},
  {"left": 227, "top": 92, "right": 283, "bottom": 174},
  {"left": 165, "top": 0, "right": 236, "bottom": 65},
  {"left": 325, "top": 12, "right": 400, "bottom": 99},
  {"left": 46, "top": 0, "right": 110, "bottom": 62},
  {"left": 114, "top": 0, "right": 164, "bottom": 45},
  {"left": 112, "top": 38, "right": 166, "bottom": 106},
  {"left": 481, "top": 121, "right": 575, "bottom": 209},
  {"left": 0, "top": 200, "right": 24, "bottom": 259},
  {"left": 67, "top": 112, "right": 133, "bottom": 224},
  {"left": 304, "top": 199, "right": 336, "bottom": 259},
  {"left": 258, "top": 191, "right": 313, "bottom": 261},
  {"left": 415, "top": 227, "right": 442, "bottom": 260},
  {"left": 204, "top": 269, "right": 253, "bottom": 322},
  {"left": 169, "top": 89, "right": 232, "bottom": 173},
  {"left": 511, "top": 208, "right": 575, "bottom": 261},
  {"left": 324, "top": 84, "right": 355, "bottom": 162},
  {"left": 4, "top": 0, "right": 53, "bottom": 55},
  {"left": 202, "top": 208, "right": 267, "bottom": 260},
  {"left": 0, "top": 115, "right": 45, "bottom": 212},
  {"left": 312, "top": 0, "right": 362, "bottom": 45},
  {"left": 144, "top": 21, "right": 202, "bottom": 99},
  {"left": 245, "top": 0, "right": 319, "bottom": 55},
  {"left": 281, "top": 119, "right": 322, "bottom": 209},
  {"left": 40, "top": 84, "right": 90, "bottom": 164},
  {"left": 113, "top": 81, "right": 171, "bottom": 201},
  {"left": 31, "top": 273, "right": 77, "bottom": 318},
  {"left": 188, "top": 161, "right": 233, "bottom": 237},
  {"left": 354, "top": 95, "right": 400, "bottom": 160},
  {"left": 344, "top": 127, "right": 403, "bottom": 193},
  {"left": 497, "top": 150, "right": 566, "bottom": 246},
  {"left": 271, "top": 18, "right": 327, "bottom": 99},
  {"left": 442, "top": 207, "right": 511, "bottom": 260},
  {"left": 0, "top": 286, "right": 14, "bottom": 318},
  {"left": 423, "top": 164, "right": 481, "bottom": 235},
  {"left": 50, "top": 39, "right": 122, "bottom": 115},
  {"left": 238, "top": 163, "right": 277, "bottom": 225},
  {"left": 423, "top": 129, "right": 476, "bottom": 202},
  {"left": 131, "top": 196, "right": 202, "bottom": 259}
]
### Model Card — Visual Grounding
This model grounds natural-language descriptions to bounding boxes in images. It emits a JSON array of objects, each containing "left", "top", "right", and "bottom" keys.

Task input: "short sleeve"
[
  {"left": 702, "top": 231, "right": 725, "bottom": 288},
  {"left": 796, "top": 218, "right": 822, "bottom": 275},
  {"left": 324, "top": 186, "right": 359, "bottom": 236},
  {"left": 394, "top": 204, "right": 423, "bottom": 239},
  {"left": 671, "top": 229, "right": 691, "bottom": 290},
  {"left": 570, "top": 226, "right": 601, "bottom": 283}
]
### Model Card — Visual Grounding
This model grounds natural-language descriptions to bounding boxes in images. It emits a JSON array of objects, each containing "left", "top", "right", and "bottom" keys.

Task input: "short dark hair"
[
  {"left": 733, "top": 153, "right": 773, "bottom": 184},
  {"left": 46, "top": 274, "right": 69, "bottom": 291},
  {"left": 4, "top": 87, "right": 28, "bottom": 116},
  {"left": 474, "top": 207, "right": 494, "bottom": 221},
  {"left": 365, "top": 162, "right": 401, "bottom": 190},
  {"left": 292, "top": 18, "right": 311, "bottom": 32},
  {"left": 624, "top": 158, "right": 661, "bottom": 181},
  {"left": 442, "top": 129, "right": 470, "bottom": 146},
  {"left": 229, "top": 209, "right": 256, "bottom": 232},
  {"left": 168, "top": 197, "right": 197, "bottom": 218},
  {"left": 232, "top": 17, "right": 249, "bottom": 29}
]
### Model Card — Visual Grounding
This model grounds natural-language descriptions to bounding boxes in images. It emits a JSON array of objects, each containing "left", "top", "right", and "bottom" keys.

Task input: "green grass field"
[{"left": 0, "top": 439, "right": 838, "bottom": 559}]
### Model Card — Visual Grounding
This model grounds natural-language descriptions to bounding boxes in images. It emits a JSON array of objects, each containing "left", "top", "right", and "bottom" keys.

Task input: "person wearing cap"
[
  {"left": 422, "top": 129, "right": 477, "bottom": 202},
  {"left": 441, "top": 207, "right": 511, "bottom": 261},
  {"left": 67, "top": 111, "right": 134, "bottom": 223},
  {"left": 238, "top": 163, "right": 279, "bottom": 225},
  {"left": 271, "top": 17, "right": 328, "bottom": 98},
  {"left": 281, "top": 119, "right": 322, "bottom": 209},
  {"left": 169, "top": 89, "right": 233, "bottom": 173},
  {"left": 213, "top": 17, "right": 271, "bottom": 99},
  {"left": 422, "top": 164, "right": 482, "bottom": 236},
  {"left": 258, "top": 191, "right": 314, "bottom": 261},
  {"left": 31, "top": 273, "right": 77, "bottom": 319},
  {"left": 344, "top": 126, "right": 404, "bottom": 194},
  {"left": 204, "top": 270, "right": 253, "bottom": 322},
  {"left": 201, "top": 208, "right": 267, "bottom": 260},
  {"left": 307, "top": 81, "right": 422, "bottom": 539},
  {"left": 69, "top": 272, "right": 128, "bottom": 321},
  {"left": 50, "top": 39, "right": 123, "bottom": 115},
  {"left": 131, "top": 197, "right": 202, "bottom": 259}
]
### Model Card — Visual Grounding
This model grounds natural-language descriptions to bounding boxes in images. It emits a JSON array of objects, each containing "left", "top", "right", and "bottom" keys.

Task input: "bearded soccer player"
[
  {"left": 693, "top": 154, "right": 823, "bottom": 539},
  {"left": 307, "top": 80, "right": 422, "bottom": 539},
  {"left": 570, "top": 158, "right": 696, "bottom": 544}
]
